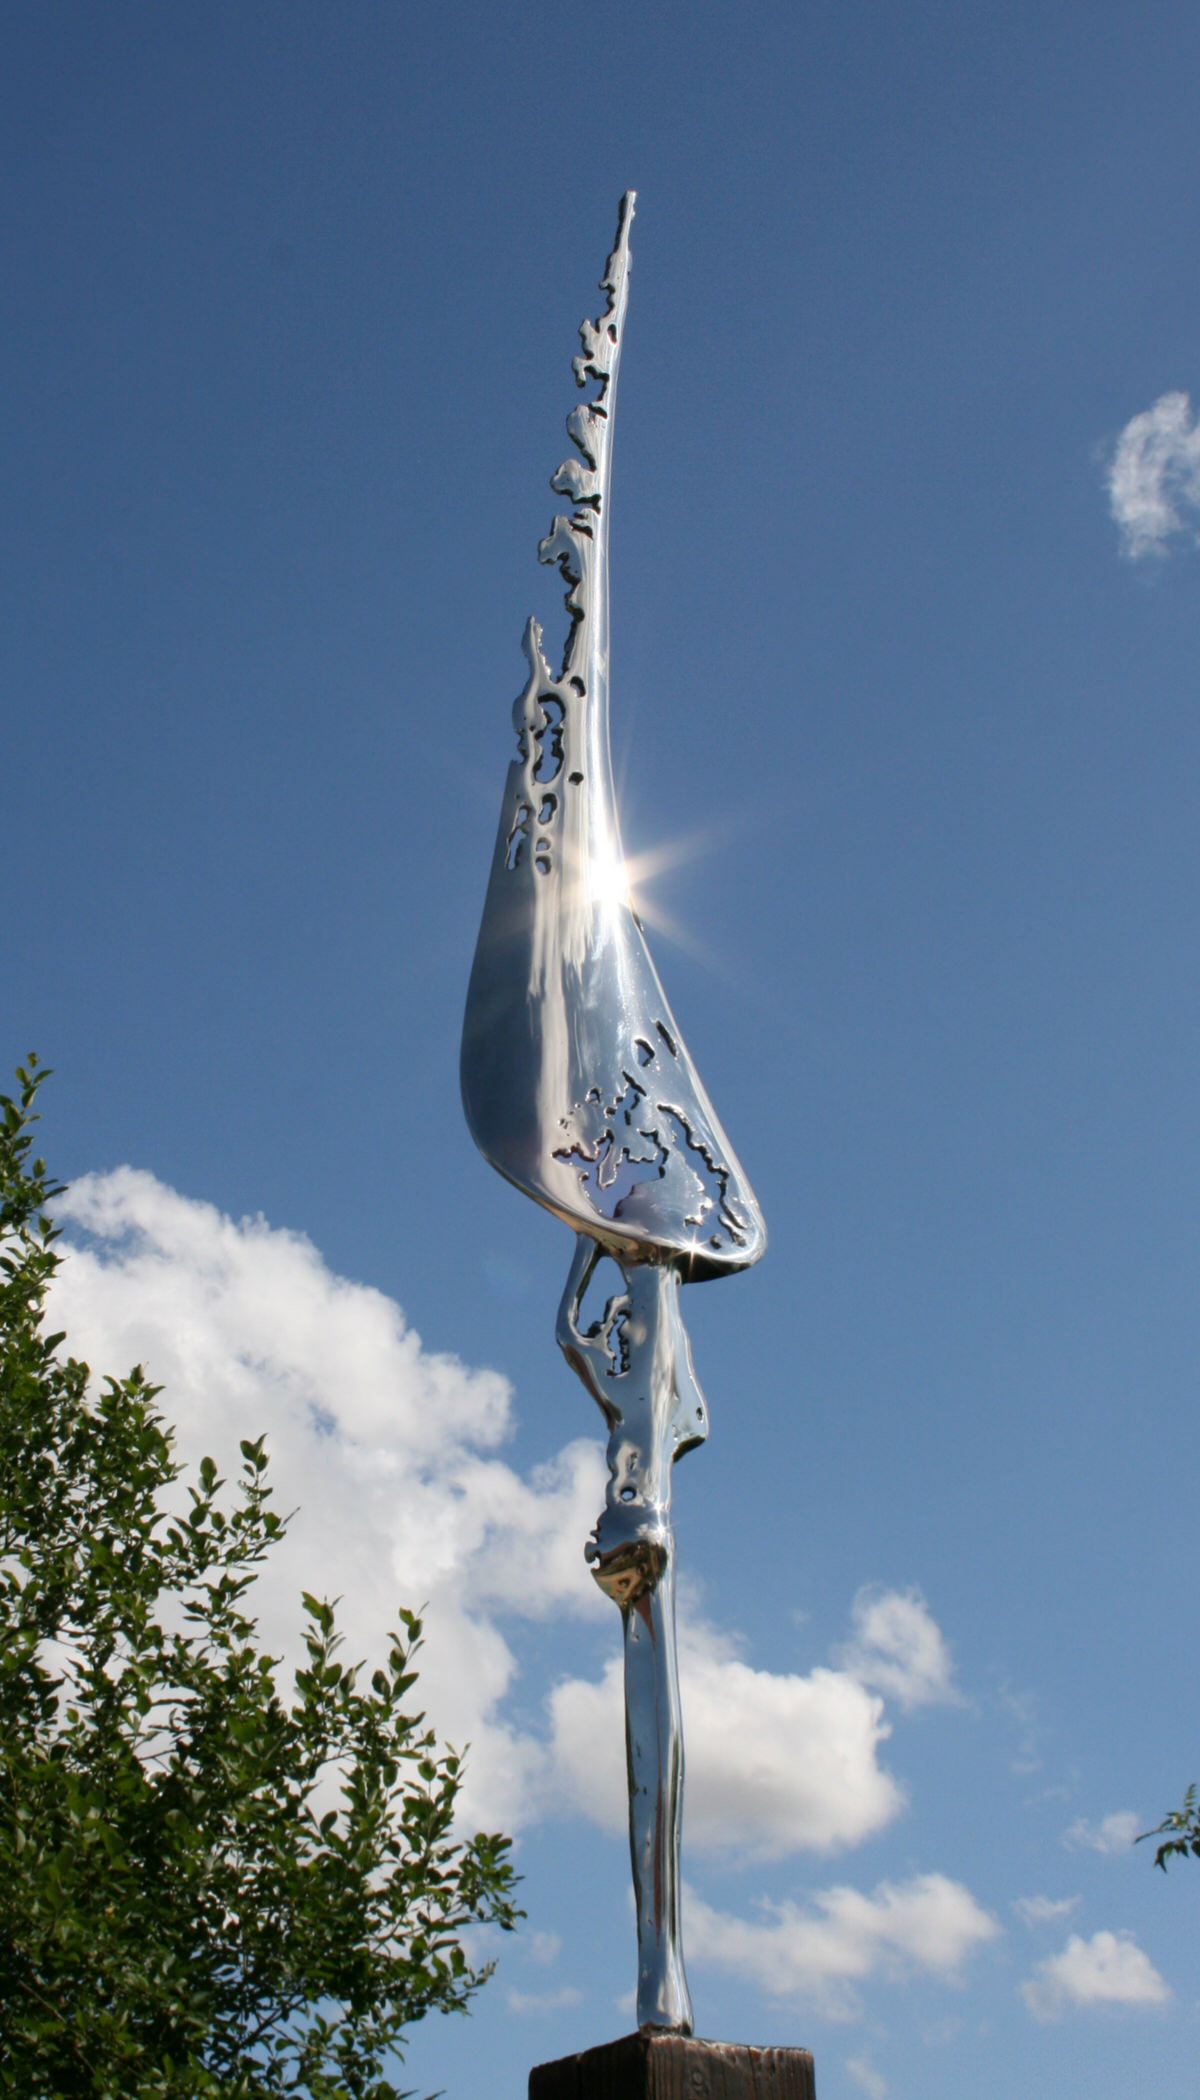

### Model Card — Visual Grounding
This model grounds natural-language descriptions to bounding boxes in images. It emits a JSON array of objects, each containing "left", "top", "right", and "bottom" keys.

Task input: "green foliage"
[
  {"left": 0, "top": 1058, "right": 520, "bottom": 2098},
  {"left": 1140, "top": 1784, "right": 1200, "bottom": 1873}
]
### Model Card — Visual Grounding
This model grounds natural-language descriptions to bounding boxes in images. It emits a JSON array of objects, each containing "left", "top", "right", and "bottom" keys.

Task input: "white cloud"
[
  {"left": 835, "top": 1587, "right": 959, "bottom": 1710},
  {"left": 1014, "top": 1894, "right": 1080, "bottom": 1928},
  {"left": 685, "top": 1874, "right": 1000, "bottom": 2020},
  {"left": 996, "top": 1681, "right": 1042, "bottom": 1776},
  {"left": 1021, "top": 1931, "right": 1170, "bottom": 2020},
  {"left": 49, "top": 1169, "right": 947, "bottom": 1868},
  {"left": 526, "top": 1931, "right": 562, "bottom": 1967},
  {"left": 846, "top": 2057, "right": 887, "bottom": 2100},
  {"left": 53, "top": 1168, "right": 604, "bottom": 1835},
  {"left": 507, "top": 1985, "right": 582, "bottom": 2016},
  {"left": 1064, "top": 1811, "right": 1140, "bottom": 1856},
  {"left": 1107, "top": 390, "right": 1200, "bottom": 559},
  {"left": 547, "top": 1615, "right": 905, "bottom": 1859}
]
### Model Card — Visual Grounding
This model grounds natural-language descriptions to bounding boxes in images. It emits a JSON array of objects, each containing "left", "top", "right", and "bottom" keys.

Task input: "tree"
[
  {"left": 1140, "top": 1787, "right": 1200, "bottom": 1873},
  {"left": 0, "top": 1057, "right": 520, "bottom": 2098}
]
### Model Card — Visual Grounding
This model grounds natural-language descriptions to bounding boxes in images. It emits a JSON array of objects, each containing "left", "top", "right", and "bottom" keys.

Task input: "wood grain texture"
[{"left": 529, "top": 2031, "right": 816, "bottom": 2100}]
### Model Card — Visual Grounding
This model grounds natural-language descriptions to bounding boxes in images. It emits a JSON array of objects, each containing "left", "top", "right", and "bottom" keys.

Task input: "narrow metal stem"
[
  {"left": 623, "top": 1549, "right": 692, "bottom": 2032},
  {"left": 557, "top": 1241, "right": 707, "bottom": 2033}
]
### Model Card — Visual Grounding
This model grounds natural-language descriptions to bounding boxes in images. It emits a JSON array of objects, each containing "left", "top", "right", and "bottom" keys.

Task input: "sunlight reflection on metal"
[{"left": 461, "top": 193, "right": 766, "bottom": 2036}]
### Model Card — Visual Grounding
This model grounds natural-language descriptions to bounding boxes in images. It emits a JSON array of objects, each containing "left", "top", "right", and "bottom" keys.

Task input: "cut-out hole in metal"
[
  {"left": 573, "top": 1251, "right": 631, "bottom": 1381},
  {"left": 506, "top": 803, "right": 532, "bottom": 871},
  {"left": 533, "top": 696, "right": 564, "bottom": 783}
]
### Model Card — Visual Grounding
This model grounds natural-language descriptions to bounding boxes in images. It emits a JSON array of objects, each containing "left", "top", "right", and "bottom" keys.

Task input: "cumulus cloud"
[
  {"left": 548, "top": 1615, "right": 905, "bottom": 1859},
  {"left": 1021, "top": 1931, "right": 1170, "bottom": 2020},
  {"left": 1064, "top": 1811, "right": 1140, "bottom": 1856},
  {"left": 834, "top": 1587, "right": 959, "bottom": 1710},
  {"left": 1014, "top": 1894, "right": 1080, "bottom": 1928},
  {"left": 50, "top": 1169, "right": 945, "bottom": 1867},
  {"left": 1107, "top": 390, "right": 1200, "bottom": 559},
  {"left": 685, "top": 1874, "right": 1000, "bottom": 2020},
  {"left": 53, "top": 1169, "right": 602, "bottom": 1833}
]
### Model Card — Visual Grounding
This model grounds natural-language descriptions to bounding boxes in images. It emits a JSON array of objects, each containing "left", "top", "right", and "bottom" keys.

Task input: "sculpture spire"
[{"left": 460, "top": 196, "right": 767, "bottom": 2037}]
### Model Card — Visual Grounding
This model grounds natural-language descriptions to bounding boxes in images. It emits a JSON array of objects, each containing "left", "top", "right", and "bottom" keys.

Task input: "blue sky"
[{"left": 6, "top": 4, "right": 1200, "bottom": 2094}]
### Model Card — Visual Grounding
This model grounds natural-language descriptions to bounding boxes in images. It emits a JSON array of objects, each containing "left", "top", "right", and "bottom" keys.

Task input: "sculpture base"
[{"left": 529, "top": 2031, "right": 816, "bottom": 2100}]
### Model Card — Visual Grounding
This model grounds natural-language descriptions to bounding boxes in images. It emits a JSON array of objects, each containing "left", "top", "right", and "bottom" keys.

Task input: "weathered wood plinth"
[{"left": 529, "top": 2031, "right": 816, "bottom": 2100}]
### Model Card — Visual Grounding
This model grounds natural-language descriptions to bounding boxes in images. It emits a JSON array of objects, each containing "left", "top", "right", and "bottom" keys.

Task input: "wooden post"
[{"left": 530, "top": 2031, "right": 816, "bottom": 2100}]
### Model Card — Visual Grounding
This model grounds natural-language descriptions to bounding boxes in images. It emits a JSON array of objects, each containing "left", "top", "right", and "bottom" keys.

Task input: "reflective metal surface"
[
  {"left": 557, "top": 1243, "right": 702, "bottom": 2031},
  {"left": 460, "top": 193, "right": 767, "bottom": 2034},
  {"left": 460, "top": 190, "right": 765, "bottom": 1283}
]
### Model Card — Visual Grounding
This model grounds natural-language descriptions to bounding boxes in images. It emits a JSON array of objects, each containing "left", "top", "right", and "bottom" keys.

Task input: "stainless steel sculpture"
[{"left": 461, "top": 192, "right": 766, "bottom": 2034}]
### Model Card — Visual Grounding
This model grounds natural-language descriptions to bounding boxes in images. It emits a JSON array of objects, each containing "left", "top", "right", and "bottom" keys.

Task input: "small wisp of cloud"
[
  {"left": 1013, "top": 1894, "right": 1080, "bottom": 1928},
  {"left": 1064, "top": 1811, "right": 1140, "bottom": 1856},
  {"left": 525, "top": 1931, "right": 562, "bottom": 1967},
  {"left": 507, "top": 1985, "right": 583, "bottom": 2017},
  {"left": 995, "top": 1680, "right": 1042, "bottom": 1776},
  {"left": 1107, "top": 390, "right": 1200, "bottom": 559},
  {"left": 846, "top": 2054, "right": 888, "bottom": 2099}
]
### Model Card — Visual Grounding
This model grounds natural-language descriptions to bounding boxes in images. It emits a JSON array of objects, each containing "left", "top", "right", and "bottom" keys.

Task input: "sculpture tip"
[{"left": 602, "top": 192, "right": 636, "bottom": 296}]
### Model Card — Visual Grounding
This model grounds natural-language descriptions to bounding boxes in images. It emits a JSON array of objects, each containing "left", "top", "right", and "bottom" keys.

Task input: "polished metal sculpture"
[{"left": 461, "top": 193, "right": 766, "bottom": 2034}]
